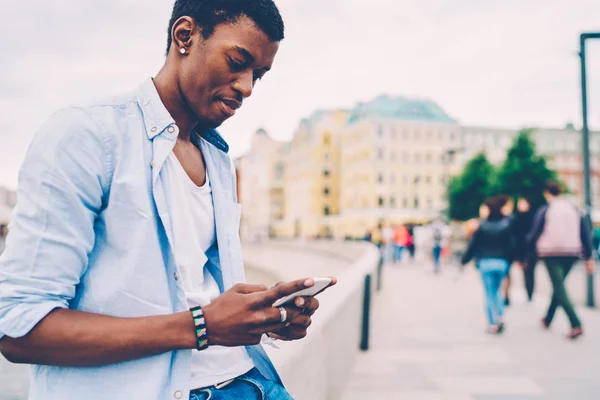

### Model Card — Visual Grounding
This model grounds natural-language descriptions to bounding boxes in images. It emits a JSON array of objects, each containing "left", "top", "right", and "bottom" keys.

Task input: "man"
[
  {"left": 381, "top": 223, "right": 394, "bottom": 263},
  {"left": 0, "top": 1, "right": 335, "bottom": 399},
  {"left": 430, "top": 219, "right": 446, "bottom": 273},
  {"left": 527, "top": 182, "right": 594, "bottom": 340},
  {"left": 513, "top": 198, "right": 538, "bottom": 302},
  {"left": 392, "top": 224, "right": 409, "bottom": 264}
]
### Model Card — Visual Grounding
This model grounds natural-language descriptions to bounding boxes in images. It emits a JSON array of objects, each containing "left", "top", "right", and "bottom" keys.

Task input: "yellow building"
[
  {"left": 272, "top": 110, "right": 349, "bottom": 238},
  {"left": 336, "top": 95, "right": 461, "bottom": 238},
  {"left": 236, "top": 129, "right": 288, "bottom": 242}
]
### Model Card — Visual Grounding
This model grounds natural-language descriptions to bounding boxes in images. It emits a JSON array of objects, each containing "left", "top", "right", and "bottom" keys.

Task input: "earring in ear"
[{"left": 180, "top": 48, "right": 187, "bottom": 55}]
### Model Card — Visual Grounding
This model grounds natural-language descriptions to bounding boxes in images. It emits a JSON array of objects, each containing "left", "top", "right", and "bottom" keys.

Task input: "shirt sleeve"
[{"left": 0, "top": 107, "right": 111, "bottom": 339}]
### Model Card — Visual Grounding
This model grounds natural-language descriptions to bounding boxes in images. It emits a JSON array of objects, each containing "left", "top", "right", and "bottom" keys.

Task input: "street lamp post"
[{"left": 579, "top": 32, "right": 600, "bottom": 308}]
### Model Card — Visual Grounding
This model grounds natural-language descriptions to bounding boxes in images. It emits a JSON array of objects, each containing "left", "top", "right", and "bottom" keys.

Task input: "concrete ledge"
[{"left": 243, "top": 240, "right": 380, "bottom": 400}]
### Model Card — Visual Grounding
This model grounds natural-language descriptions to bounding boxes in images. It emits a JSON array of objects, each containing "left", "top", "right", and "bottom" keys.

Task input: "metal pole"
[
  {"left": 360, "top": 274, "right": 372, "bottom": 351},
  {"left": 580, "top": 33, "right": 596, "bottom": 308}
]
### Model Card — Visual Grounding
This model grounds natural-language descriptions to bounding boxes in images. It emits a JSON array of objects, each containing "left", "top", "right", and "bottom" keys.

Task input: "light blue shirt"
[{"left": 0, "top": 78, "right": 280, "bottom": 400}]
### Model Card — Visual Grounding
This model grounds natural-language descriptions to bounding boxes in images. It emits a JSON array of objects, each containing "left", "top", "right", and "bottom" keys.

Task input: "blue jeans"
[
  {"left": 189, "top": 368, "right": 293, "bottom": 400},
  {"left": 394, "top": 245, "right": 404, "bottom": 263},
  {"left": 478, "top": 258, "right": 509, "bottom": 325}
]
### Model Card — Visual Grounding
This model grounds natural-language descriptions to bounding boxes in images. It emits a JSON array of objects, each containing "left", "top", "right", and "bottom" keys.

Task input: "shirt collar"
[
  {"left": 136, "top": 77, "right": 230, "bottom": 153},
  {"left": 136, "top": 78, "right": 176, "bottom": 140}
]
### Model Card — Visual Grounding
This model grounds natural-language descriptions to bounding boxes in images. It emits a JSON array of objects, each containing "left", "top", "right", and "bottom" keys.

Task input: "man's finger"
[
  {"left": 268, "top": 327, "right": 308, "bottom": 341},
  {"left": 294, "top": 297, "right": 319, "bottom": 313},
  {"left": 288, "top": 314, "right": 312, "bottom": 328},
  {"left": 232, "top": 283, "right": 268, "bottom": 294},
  {"left": 254, "top": 306, "right": 301, "bottom": 326},
  {"left": 254, "top": 278, "right": 314, "bottom": 306}
]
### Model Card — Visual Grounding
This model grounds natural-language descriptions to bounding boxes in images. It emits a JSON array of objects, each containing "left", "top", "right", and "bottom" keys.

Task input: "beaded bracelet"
[{"left": 190, "top": 306, "right": 209, "bottom": 351}]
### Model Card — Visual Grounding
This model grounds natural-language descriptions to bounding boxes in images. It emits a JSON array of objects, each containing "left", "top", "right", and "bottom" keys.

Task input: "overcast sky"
[{"left": 1, "top": 0, "right": 599, "bottom": 189}]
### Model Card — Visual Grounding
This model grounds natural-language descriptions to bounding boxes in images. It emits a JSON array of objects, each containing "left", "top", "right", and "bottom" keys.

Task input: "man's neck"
[{"left": 153, "top": 67, "right": 199, "bottom": 142}]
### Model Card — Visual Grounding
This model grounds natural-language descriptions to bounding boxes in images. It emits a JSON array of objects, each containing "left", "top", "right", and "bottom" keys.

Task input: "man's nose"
[{"left": 233, "top": 71, "right": 254, "bottom": 99}]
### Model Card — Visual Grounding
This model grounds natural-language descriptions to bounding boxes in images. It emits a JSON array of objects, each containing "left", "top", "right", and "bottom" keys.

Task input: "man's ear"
[{"left": 171, "top": 16, "right": 196, "bottom": 54}]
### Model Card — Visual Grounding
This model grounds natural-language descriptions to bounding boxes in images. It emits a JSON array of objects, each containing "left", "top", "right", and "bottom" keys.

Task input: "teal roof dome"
[{"left": 347, "top": 95, "right": 456, "bottom": 124}]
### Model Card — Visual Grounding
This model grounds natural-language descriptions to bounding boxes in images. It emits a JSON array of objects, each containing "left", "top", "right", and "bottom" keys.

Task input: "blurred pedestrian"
[
  {"left": 462, "top": 197, "right": 515, "bottom": 334},
  {"left": 497, "top": 196, "right": 516, "bottom": 307},
  {"left": 526, "top": 182, "right": 595, "bottom": 340},
  {"left": 381, "top": 223, "right": 395, "bottom": 263},
  {"left": 512, "top": 198, "right": 538, "bottom": 301},
  {"left": 430, "top": 219, "right": 447, "bottom": 273},
  {"left": 393, "top": 224, "right": 409, "bottom": 263},
  {"left": 406, "top": 225, "right": 416, "bottom": 260}
]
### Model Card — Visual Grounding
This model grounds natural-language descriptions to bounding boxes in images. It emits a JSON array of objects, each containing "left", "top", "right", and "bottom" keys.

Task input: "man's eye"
[
  {"left": 229, "top": 58, "right": 245, "bottom": 71},
  {"left": 253, "top": 72, "right": 263, "bottom": 82}
]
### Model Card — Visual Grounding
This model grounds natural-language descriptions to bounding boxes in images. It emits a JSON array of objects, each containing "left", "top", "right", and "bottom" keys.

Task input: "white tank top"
[{"left": 162, "top": 152, "right": 253, "bottom": 389}]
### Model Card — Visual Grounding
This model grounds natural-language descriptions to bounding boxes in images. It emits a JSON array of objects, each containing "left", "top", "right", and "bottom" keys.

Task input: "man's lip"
[
  {"left": 220, "top": 98, "right": 242, "bottom": 111},
  {"left": 219, "top": 100, "right": 236, "bottom": 117}
]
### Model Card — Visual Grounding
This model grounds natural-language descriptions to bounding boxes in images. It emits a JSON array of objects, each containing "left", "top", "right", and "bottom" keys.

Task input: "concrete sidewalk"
[{"left": 341, "top": 262, "right": 600, "bottom": 400}]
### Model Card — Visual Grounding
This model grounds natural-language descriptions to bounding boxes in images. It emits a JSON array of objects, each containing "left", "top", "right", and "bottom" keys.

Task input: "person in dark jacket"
[
  {"left": 512, "top": 198, "right": 538, "bottom": 301},
  {"left": 462, "top": 196, "right": 516, "bottom": 334},
  {"left": 526, "top": 182, "right": 595, "bottom": 340}
]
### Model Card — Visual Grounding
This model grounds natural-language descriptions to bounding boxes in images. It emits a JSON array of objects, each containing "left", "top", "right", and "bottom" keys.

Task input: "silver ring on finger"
[{"left": 278, "top": 307, "right": 287, "bottom": 323}]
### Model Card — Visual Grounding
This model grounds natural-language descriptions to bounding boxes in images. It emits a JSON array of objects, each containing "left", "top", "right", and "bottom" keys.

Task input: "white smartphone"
[{"left": 272, "top": 277, "right": 333, "bottom": 308}]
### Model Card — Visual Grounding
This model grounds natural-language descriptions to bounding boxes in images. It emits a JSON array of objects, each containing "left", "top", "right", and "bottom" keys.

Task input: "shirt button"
[
  {"left": 150, "top": 160, "right": 155, "bottom": 167},
  {"left": 168, "top": 126, "right": 175, "bottom": 133},
  {"left": 151, "top": 127, "right": 157, "bottom": 133},
  {"left": 174, "top": 391, "right": 183, "bottom": 399},
  {"left": 174, "top": 272, "right": 179, "bottom": 281}
]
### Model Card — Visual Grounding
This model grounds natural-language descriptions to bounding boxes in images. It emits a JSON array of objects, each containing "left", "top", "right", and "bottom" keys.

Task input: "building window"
[
  {"left": 425, "top": 175, "right": 431, "bottom": 184},
  {"left": 378, "top": 148, "right": 384, "bottom": 160},
  {"left": 402, "top": 197, "right": 408, "bottom": 208},
  {"left": 414, "top": 175, "right": 420, "bottom": 184},
  {"left": 403, "top": 175, "right": 409, "bottom": 184},
  {"left": 274, "top": 162, "right": 284, "bottom": 179},
  {"left": 403, "top": 129, "right": 409, "bottom": 139},
  {"left": 414, "top": 130, "right": 421, "bottom": 141},
  {"left": 323, "top": 133, "right": 331, "bottom": 146},
  {"left": 391, "top": 152, "right": 396, "bottom": 161},
  {"left": 426, "top": 130, "right": 433, "bottom": 140},
  {"left": 378, "top": 126, "right": 384, "bottom": 138},
  {"left": 378, "top": 197, "right": 384, "bottom": 207},
  {"left": 427, "top": 197, "right": 433, "bottom": 209},
  {"left": 391, "top": 173, "right": 396, "bottom": 184},
  {"left": 403, "top": 152, "right": 409, "bottom": 162},
  {"left": 324, "top": 153, "right": 330, "bottom": 161},
  {"left": 426, "top": 153, "right": 432, "bottom": 163},
  {"left": 324, "top": 206, "right": 330, "bottom": 216},
  {"left": 391, "top": 128, "right": 396, "bottom": 139},
  {"left": 414, "top": 153, "right": 421, "bottom": 163},
  {"left": 378, "top": 174, "right": 384, "bottom": 183},
  {"left": 324, "top": 187, "right": 330, "bottom": 196},
  {"left": 323, "top": 169, "right": 330, "bottom": 177},
  {"left": 414, "top": 197, "right": 419, "bottom": 209},
  {"left": 390, "top": 197, "right": 396, "bottom": 208}
]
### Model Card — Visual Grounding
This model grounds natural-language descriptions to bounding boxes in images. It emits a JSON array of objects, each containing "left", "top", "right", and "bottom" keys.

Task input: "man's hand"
[
  {"left": 585, "top": 259, "right": 596, "bottom": 275},
  {"left": 267, "top": 276, "right": 338, "bottom": 342},
  {"left": 202, "top": 278, "right": 317, "bottom": 347}
]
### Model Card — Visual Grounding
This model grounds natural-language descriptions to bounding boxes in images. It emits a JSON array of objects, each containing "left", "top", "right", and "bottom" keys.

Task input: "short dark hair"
[
  {"left": 495, "top": 194, "right": 511, "bottom": 208},
  {"left": 484, "top": 196, "right": 506, "bottom": 220},
  {"left": 545, "top": 181, "right": 562, "bottom": 196},
  {"left": 166, "top": 0, "right": 285, "bottom": 54}
]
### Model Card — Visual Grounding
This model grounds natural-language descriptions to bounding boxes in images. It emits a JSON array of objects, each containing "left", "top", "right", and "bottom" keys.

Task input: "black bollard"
[{"left": 360, "top": 274, "right": 372, "bottom": 351}]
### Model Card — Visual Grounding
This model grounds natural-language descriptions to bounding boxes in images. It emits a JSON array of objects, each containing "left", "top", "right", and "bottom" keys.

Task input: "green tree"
[
  {"left": 495, "top": 129, "right": 558, "bottom": 209},
  {"left": 447, "top": 153, "right": 496, "bottom": 221}
]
